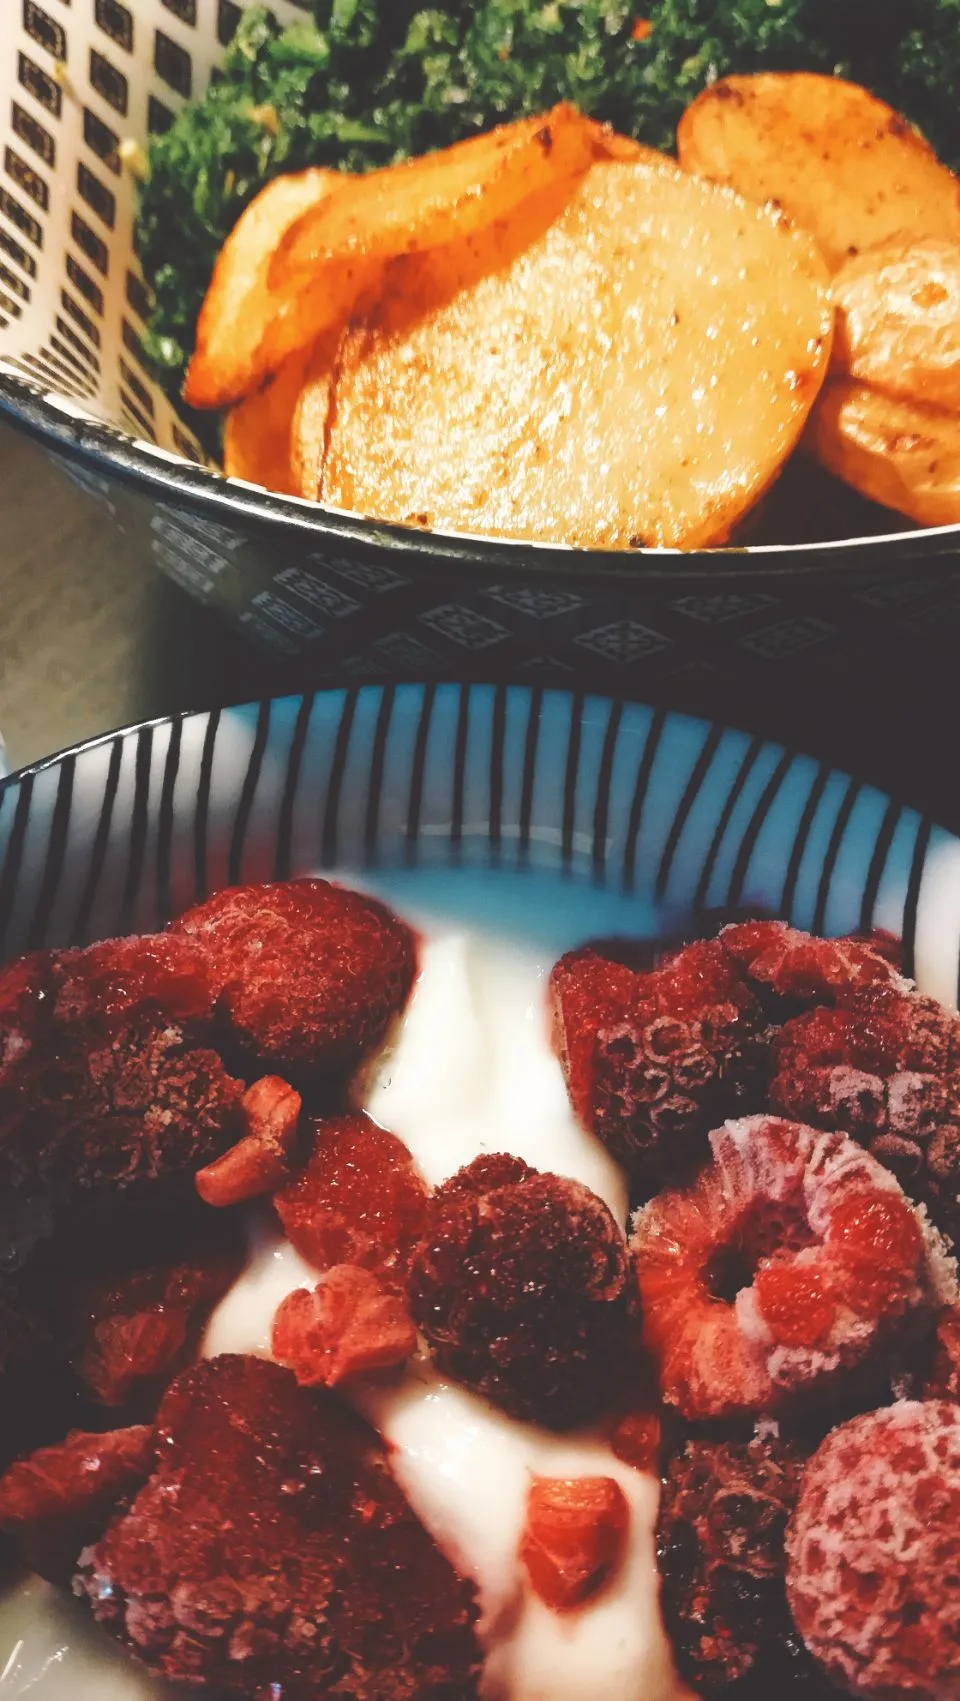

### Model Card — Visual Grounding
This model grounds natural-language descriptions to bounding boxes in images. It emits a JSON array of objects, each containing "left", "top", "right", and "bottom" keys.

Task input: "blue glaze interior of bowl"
[{"left": 0, "top": 685, "right": 956, "bottom": 1008}]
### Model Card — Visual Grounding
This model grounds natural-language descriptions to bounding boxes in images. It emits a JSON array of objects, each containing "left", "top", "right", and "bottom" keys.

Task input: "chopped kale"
[{"left": 137, "top": 0, "right": 960, "bottom": 406}]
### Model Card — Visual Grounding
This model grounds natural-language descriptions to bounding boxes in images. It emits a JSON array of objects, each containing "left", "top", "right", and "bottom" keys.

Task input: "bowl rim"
[{"left": 3, "top": 362, "right": 960, "bottom": 589}]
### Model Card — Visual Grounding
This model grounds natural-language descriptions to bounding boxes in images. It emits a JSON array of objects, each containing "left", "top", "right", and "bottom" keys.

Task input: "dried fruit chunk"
[
  {"left": 0, "top": 935, "right": 244, "bottom": 1215},
  {"left": 786, "top": 1401, "right": 960, "bottom": 1698},
  {"left": 274, "top": 1113, "right": 429, "bottom": 1288},
  {"left": 632, "top": 1114, "right": 952, "bottom": 1422},
  {"left": 196, "top": 1075, "right": 302, "bottom": 1207},
  {"left": 657, "top": 1435, "right": 818, "bottom": 1695},
  {"left": 519, "top": 1476, "right": 629, "bottom": 1613},
  {"left": 407, "top": 1156, "right": 632, "bottom": 1428},
  {"left": 0, "top": 1425, "right": 154, "bottom": 1582},
  {"left": 170, "top": 879, "right": 417, "bottom": 1084},
  {"left": 550, "top": 938, "right": 768, "bottom": 1190},
  {"left": 770, "top": 980, "right": 960, "bottom": 1241},
  {"left": 79, "top": 1355, "right": 482, "bottom": 1697},
  {"left": 677, "top": 73, "right": 960, "bottom": 273},
  {"left": 272, "top": 1265, "right": 416, "bottom": 1386}
]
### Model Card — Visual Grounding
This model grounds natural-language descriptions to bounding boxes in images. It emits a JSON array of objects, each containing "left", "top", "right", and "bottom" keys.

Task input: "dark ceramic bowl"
[{"left": 1, "top": 0, "right": 960, "bottom": 744}]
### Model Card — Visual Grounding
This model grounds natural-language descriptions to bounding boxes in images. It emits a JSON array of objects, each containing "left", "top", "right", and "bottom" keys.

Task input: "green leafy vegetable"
[{"left": 137, "top": 0, "right": 960, "bottom": 409}]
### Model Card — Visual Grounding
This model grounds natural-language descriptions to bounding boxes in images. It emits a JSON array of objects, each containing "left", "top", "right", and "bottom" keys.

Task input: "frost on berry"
[
  {"left": 272, "top": 1266, "right": 416, "bottom": 1386},
  {"left": 656, "top": 1435, "right": 823, "bottom": 1695},
  {"left": 275, "top": 1113, "right": 429, "bottom": 1289},
  {"left": 0, "top": 1424, "right": 154, "bottom": 1582},
  {"left": 519, "top": 1476, "right": 629, "bottom": 1613},
  {"left": 0, "top": 934, "right": 245, "bottom": 1216},
  {"left": 632, "top": 1115, "right": 953, "bottom": 1422},
  {"left": 770, "top": 982, "right": 960, "bottom": 1242},
  {"left": 786, "top": 1401, "right": 960, "bottom": 1698},
  {"left": 170, "top": 879, "right": 417, "bottom": 1084},
  {"left": 407, "top": 1156, "right": 633, "bottom": 1428},
  {"left": 78, "top": 1355, "right": 482, "bottom": 1698},
  {"left": 550, "top": 939, "right": 768, "bottom": 1192}
]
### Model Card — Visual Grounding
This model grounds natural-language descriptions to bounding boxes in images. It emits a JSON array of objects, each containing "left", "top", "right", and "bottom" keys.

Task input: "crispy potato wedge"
[
  {"left": 831, "top": 238, "right": 960, "bottom": 413},
  {"left": 677, "top": 74, "right": 960, "bottom": 273},
  {"left": 323, "top": 158, "right": 832, "bottom": 550},
  {"left": 222, "top": 349, "right": 311, "bottom": 495},
  {"left": 807, "top": 380, "right": 960, "bottom": 527},
  {"left": 271, "top": 104, "right": 620, "bottom": 288},
  {"left": 185, "top": 168, "right": 343, "bottom": 409}
]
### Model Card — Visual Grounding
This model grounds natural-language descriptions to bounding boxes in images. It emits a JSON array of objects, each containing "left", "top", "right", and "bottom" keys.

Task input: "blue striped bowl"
[{"left": 1, "top": 685, "right": 959, "bottom": 1013}]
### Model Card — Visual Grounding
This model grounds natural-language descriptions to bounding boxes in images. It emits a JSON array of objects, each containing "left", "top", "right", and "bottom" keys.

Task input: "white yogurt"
[
  {"left": 203, "top": 918, "right": 686, "bottom": 1701},
  {"left": 0, "top": 901, "right": 689, "bottom": 1701}
]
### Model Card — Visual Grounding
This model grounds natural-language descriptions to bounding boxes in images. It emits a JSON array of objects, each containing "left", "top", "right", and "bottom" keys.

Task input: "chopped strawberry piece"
[
  {"left": 272, "top": 1265, "right": 416, "bottom": 1386},
  {"left": 196, "top": 1074, "right": 301, "bottom": 1206},
  {"left": 275, "top": 1113, "right": 429, "bottom": 1288},
  {"left": 520, "top": 1476, "right": 629, "bottom": 1613},
  {"left": 753, "top": 1262, "right": 836, "bottom": 1348},
  {"left": 0, "top": 1424, "right": 154, "bottom": 1581},
  {"left": 170, "top": 879, "right": 417, "bottom": 1083}
]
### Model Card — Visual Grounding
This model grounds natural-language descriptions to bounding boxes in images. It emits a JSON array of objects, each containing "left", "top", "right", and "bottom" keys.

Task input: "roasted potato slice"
[
  {"left": 831, "top": 238, "right": 960, "bottom": 413},
  {"left": 807, "top": 381, "right": 960, "bottom": 528},
  {"left": 323, "top": 158, "right": 832, "bottom": 550},
  {"left": 677, "top": 74, "right": 960, "bottom": 273},
  {"left": 291, "top": 335, "right": 341, "bottom": 500},
  {"left": 185, "top": 168, "right": 342, "bottom": 409},
  {"left": 223, "top": 349, "right": 311, "bottom": 495},
  {"left": 271, "top": 104, "right": 621, "bottom": 288}
]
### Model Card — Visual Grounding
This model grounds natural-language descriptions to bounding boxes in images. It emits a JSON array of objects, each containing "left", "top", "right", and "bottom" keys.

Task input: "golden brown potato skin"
[
  {"left": 320, "top": 157, "right": 832, "bottom": 551},
  {"left": 223, "top": 351, "right": 309, "bottom": 496},
  {"left": 830, "top": 239, "right": 960, "bottom": 414},
  {"left": 807, "top": 381, "right": 960, "bottom": 528},
  {"left": 185, "top": 169, "right": 341, "bottom": 410},
  {"left": 677, "top": 74, "right": 960, "bottom": 274}
]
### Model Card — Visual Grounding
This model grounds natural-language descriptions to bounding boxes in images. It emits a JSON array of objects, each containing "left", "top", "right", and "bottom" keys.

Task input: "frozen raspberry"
[
  {"left": 0, "top": 935, "right": 245, "bottom": 1217},
  {"left": 519, "top": 1476, "right": 629, "bottom": 1613},
  {"left": 786, "top": 1401, "right": 960, "bottom": 1697},
  {"left": 26, "top": 1203, "right": 245, "bottom": 1409},
  {"left": 0, "top": 1424, "right": 154, "bottom": 1582},
  {"left": 407, "top": 1156, "right": 632, "bottom": 1428},
  {"left": 632, "top": 1115, "right": 954, "bottom": 1422},
  {"left": 721, "top": 919, "right": 900, "bottom": 1006},
  {"left": 550, "top": 939, "right": 768, "bottom": 1191},
  {"left": 657, "top": 1434, "right": 825, "bottom": 1695},
  {"left": 770, "top": 982, "right": 960, "bottom": 1241},
  {"left": 274, "top": 1113, "right": 429, "bottom": 1289},
  {"left": 272, "top": 1265, "right": 416, "bottom": 1386},
  {"left": 79, "top": 1355, "right": 481, "bottom": 1698},
  {"left": 170, "top": 879, "right": 417, "bottom": 1084}
]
